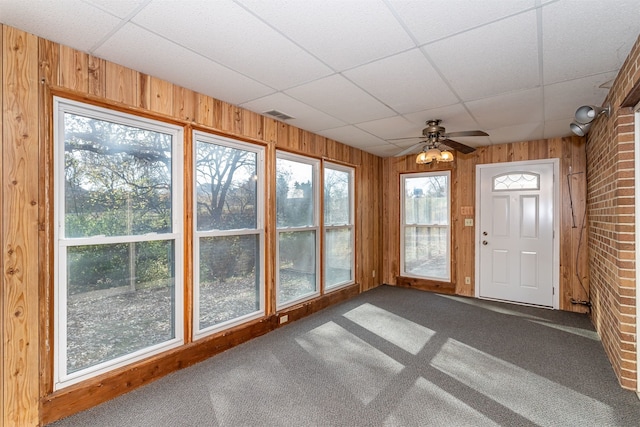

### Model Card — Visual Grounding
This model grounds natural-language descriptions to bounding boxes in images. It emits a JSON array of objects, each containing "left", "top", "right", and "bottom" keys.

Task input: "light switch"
[{"left": 464, "top": 218, "right": 473, "bottom": 226}]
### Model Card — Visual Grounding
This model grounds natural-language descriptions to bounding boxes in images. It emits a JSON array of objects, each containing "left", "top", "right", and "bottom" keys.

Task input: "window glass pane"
[
  {"left": 404, "top": 175, "right": 448, "bottom": 225},
  {"left": 324, "top": 168, "right": 350, "bottom": 225},
  {"left": 404, "top": 227, "right": 448, "bottom": 279},
  {"left": 64, "top": 113, "right": 172, "bottom": 237},
  {"left": 278, "top": 230, "right": 316, "bottom": 304},
  {"left": 198, "top": 235, "right": 260, "bottom": 329},
  {"left": 276, "top": 158, "right": 314, "bottom": 227},
  {"left": 493, "top": 172, "right": 540, "bottom": 190},
  {"left": 66, "top": 241, "right": 175, "bottom": 373},
  {"left": 325, "top": 228, "right": 353, "bottom": 288},
  {"left": 195, "top": 141, "right": 258, "bottom": 231}
]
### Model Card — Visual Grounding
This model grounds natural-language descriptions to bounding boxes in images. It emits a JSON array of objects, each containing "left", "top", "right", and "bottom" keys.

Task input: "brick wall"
[{"left": 587, "top": 34, "right": 640, "bottom": 390}]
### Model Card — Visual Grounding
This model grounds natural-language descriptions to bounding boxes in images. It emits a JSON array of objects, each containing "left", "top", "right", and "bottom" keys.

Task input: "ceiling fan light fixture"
[
  {"left": 415, "top": 150, "right": 432, "bottom": 164},
  {"left": 440, "top": 150, "right": 454, "bottom": 162}
]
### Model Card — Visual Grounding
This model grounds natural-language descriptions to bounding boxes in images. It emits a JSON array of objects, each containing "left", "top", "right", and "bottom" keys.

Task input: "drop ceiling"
[{"left": 1, "top": 0, "right": 638, "bottom": 157}]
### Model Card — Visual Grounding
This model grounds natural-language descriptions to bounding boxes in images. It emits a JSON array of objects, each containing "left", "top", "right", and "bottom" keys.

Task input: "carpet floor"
[{"left": 49, "top": 285, "right": 640, "bottom": 426}]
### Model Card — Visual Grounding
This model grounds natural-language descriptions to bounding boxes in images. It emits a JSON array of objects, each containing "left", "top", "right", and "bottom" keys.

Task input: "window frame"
[
  {"left": 192, "top": 131, "right": 265, "bottom": 340},
  {"left": 400, "top": 171, "right": 451, "bottom": 282},
  {"left": 323, "top": 162, "right": 355, "bottom": 291},
  {"left": 275, "top": 151, "right": 321, "bottom": 309},
  {"left": 53, "top": 97, "right": 184, "bottom": 390}
]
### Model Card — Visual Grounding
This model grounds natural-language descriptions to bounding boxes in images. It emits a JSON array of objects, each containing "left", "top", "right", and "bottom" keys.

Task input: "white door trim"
[{"left": 475, "top": 159, "right": 560, "bottom": 309}]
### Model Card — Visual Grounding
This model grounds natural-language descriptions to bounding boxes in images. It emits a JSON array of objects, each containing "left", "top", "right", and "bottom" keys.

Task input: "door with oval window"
[{"left": 477, "top": 160, "right": 558, "bottom": 308}]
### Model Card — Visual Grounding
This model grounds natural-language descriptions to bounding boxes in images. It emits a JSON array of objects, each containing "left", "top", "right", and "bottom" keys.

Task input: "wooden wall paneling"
[
  {"left": 105, "top": 62, "right": 137, "bottom": 106},
  {"left": 2, "top": 26, "right": 40, "bottom": 426},
  {"left": 149, "top": 77, "right": 173, "bottom": 116},
  {"left": 39, "top": 39, "right": 59, "bottom": 88},
  {"left": 137, "top": 73, "right": 151, "bottom": 110},
  {"left": 196, "top": 94, "right": 214, "bottom": 128},
  {"left": 38, "top": 36, "right": 58, "bottom": 400},
  {"left": 262, "top": 117, "right": 278, "bottom": 144},
  {"left": 264, "top": 143, "right": 276, "bottom": 316},
  {"left": 559, "top": 138, "right": 574, "bottom": 310},
  {"left": 569, "top": 137, "right": 589, "bottom": 312},
  {"left": 454, "top": 155, "right": 476, "bottom": 296},
  {"left": 220, "top": 102, "right": 242, "bottom": 136},
  {"left": 183, "top": 126, "right": 194, "bottom": 342},
  {"left": 58, "top": 45, "right": 88, "bottom": 93},
  {"left": 87, "top": 55, "right": 106, "bottom": 98},
  {"left": 173, "top": 86, "right": 196, "bottom": 122},
  {"left": 240, "top": 108, "right": 263, "bottom": 141},
  {"left": 0, "top": 23, "right": 4, "bottom": 427}
]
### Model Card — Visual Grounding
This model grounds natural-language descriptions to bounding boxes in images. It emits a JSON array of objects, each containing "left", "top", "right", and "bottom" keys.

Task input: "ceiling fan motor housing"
[{"left": 422, "top": 119, "right": 446, "bottom": 138}]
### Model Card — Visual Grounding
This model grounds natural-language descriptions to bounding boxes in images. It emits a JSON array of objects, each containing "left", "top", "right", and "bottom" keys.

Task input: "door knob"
[{"left": 482, "top": 240, "right": 488, "bottom": 245}]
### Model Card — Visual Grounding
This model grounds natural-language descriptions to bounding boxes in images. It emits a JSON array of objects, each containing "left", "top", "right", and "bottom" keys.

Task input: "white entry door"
[{"left": 477, "top": 161, "right": 557, "bottom": 307}]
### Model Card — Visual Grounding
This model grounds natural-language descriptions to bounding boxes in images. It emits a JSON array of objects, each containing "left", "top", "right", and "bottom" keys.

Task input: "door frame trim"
[{"left": 474, "top": 159, "right": 560, "bottom": 309}]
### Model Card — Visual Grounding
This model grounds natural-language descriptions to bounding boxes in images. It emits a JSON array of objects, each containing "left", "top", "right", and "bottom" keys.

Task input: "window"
[
  {"left": 493, "top": 172, "right": 540, "bottom": 190},
  {"left": 276, "top": 152, "right": 320, "bottom": 308},
  {"left": 324, "top": 163, "right": 355, "bottom": 290},
  {"left": 193, "top": 132, "right": 264, "bottom": 338},
  {"left": 54, "top": 98, "right": 183, "bottom": 389},
  {"left": 401, "top": 172, "right": 451, "bottom": 281}
]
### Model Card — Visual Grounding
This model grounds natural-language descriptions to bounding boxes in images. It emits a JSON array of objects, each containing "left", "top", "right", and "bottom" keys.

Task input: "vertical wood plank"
[
  {"left": 241, "top": 109, "right": 263, "bottom": 140},
  {"left": 38, "top": 36, "right": 58, "bottom": 399},
  {"left": 183, "top": 126, "right": 194, "bottom": 342},
  {"left": 149, "top": 77, "right": 173, "bottom": 116},
  {"left": 88, "top": 55, "right": 106, "bottom": 97},
  {"left": 59, "top": 45, "right": 88, "bottom": 93},
  {"left": 196, "top": 94, "right": 214, "bottom": 128},
  {"left": 2, "top": 26, "right": 40, "bottom": 426},
  {"left": 0, "top": 23, "right": 4, "bottom": 427},
  {"left": 137, "top": 73, "right": 151, "bottom": 110},
  {"left": 173, "top": 86, "right": 196, "bottom": 122},
  {"left": 220, "top": 102, "right": 242, "bottom": 135},
  {"left": 105, "top": 62, "right": 137, "bottom": 105}
]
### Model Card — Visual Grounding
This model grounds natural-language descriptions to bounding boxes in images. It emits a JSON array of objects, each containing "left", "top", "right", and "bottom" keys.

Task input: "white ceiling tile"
[
  {"left": 466, "top": 87, "right": 544, "bottom": 131},
  {"left": 131, "top": 0, "right": 332, "bottom": 90},
  {"left": 487, "top": 122, "right": 544, "bottom": 144},
  {"left": 317, "top": 126, "right": 389, "bottom": 149},
  {"left": 542, "top": 0, "right": 640, "bottom": 84},
  {"left": 285, "top": 75, "right": 396, "bottom": 124},
  {"left": 403, "top": 104, "right": 483, "bottom": 134},
  {"left": 356, "top": 116, "right": 416, "bottom": 140},
  {"left": 237, "top": 0, "right": 415, "bottom": 70},
  {"left": 344, "top": 49, "right": 458, "bottom": 114},
  {"left": 544, "top": 117, "right": 575, "bottom": 139},
  {"left": 94, "top": 23, "right": 274, "bottom": 105},
  {"left": 240, "top": 93, "right": 346, "bottom": 131},
  {"left": 424, "top": 10, "right": 540, "bottom": 101},
  {"left": 544, "top": 72, "right": 617, "bottom": 120},
  {"left": 0, "top": 0, "right": 122, "bottom": 51},
  {"left": 83, "top": 0, "right": 147, "bottom": 18},
  {"left": 388, "top": 0, "right": 536, "bottom": 44}
]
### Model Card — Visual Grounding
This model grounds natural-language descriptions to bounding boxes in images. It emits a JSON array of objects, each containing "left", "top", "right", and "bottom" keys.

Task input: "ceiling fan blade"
[
  {"left": 443, "top": 130, "right": 489, "bottom": 138},
  {"left": 394, "top": 142, "right": 425, "bottom": 157},
  {"left": 440, "top": 138, "right": 476, "bottom": 154}
]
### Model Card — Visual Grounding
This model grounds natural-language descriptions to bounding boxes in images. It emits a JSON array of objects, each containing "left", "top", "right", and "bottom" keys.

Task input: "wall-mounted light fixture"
[{"left": 570, "top": 103, "right": 611, "bottom": 136}]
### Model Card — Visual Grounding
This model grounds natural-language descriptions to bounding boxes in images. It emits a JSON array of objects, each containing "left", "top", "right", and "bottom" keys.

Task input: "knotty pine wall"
[
  {"left": 382, "top": 136, "right": 589, "bottom": 313},
  {"left": 1, "top": 24, "right": 382, "bottom": 426}
]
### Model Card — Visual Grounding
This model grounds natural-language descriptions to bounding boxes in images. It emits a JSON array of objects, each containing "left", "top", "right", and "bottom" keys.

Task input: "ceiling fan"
[{"left": 391, "top": 119, "right": 488, "bottom": 157}]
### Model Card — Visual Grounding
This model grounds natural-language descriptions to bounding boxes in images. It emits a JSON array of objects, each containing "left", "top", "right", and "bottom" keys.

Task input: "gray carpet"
[{"left": 49, "top": 285, "right": 640, "bottom": 426}]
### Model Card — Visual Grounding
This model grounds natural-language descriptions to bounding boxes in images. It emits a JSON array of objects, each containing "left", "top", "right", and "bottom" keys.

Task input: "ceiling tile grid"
[{"left": 1, "top": 0, "right": 639, "bottom": 156}]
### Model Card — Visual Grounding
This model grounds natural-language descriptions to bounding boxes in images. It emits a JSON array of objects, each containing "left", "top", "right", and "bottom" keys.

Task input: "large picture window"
[
  {"left": 401, "top": 172, "right": 451, "bottom": 281},
  {"left": 324, "top": 163, "right": 355, "bottom": 290},
  {"left": 276, "top": 152, "right": 320, "bottom": 308},
  {"left": 54, "top": 98, "right": 183, "bottom": 389},
  {"left": 193, "top": 131, "right": 264, "bottom": 338}
]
